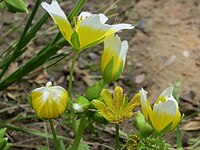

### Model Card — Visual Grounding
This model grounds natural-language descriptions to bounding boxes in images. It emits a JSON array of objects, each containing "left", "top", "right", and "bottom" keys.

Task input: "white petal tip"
[{"left": 46, "top": 81, "right": 52, "bottom": 87}]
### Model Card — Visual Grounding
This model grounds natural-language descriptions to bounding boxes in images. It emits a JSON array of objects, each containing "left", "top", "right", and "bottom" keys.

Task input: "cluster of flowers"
[{"left": 30, "top": 0, "right": 182, "bottom": 141}]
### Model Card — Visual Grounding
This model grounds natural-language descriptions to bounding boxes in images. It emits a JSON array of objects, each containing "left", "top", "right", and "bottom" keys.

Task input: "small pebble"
[{"left": 135, "top": 74, "right": 145, "bottom": 84}]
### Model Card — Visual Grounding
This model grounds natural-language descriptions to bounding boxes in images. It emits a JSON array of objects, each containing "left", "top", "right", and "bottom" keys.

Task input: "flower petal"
[
  {"left": 156, "top": 87, "right": 177, "bottom": 104},
  {"left": 78, "top": 11, "right": 92, "bottom": 20},
  {"left": 78, "top": 12, "right": 108, "bottom": 23},
  {"left": 104, "top": 23, "right": 134, "bottom": 38},
  {"left": 41, "top": 0, "right": 73, "bottom": 43},
  {"left": 139, "top": 88, "right": 152, "bottom": 120},
  {"left": 119, "top": 40, "right": 128, "bottom": 64},
  {"left": 111, "top": 23, "right": 134, "bottom": 32},
  {"left": 101, "top": 35, "right": 121, "bottom": 72},
  {"left": 100, "top": 89, "right": 115, "bottom": 111},
  {"left": 113, "top": 86, "right": 123, "bottom": 109},
  {"left": 151, "top": 100, "right": 180, "bottom": 132},
  {"left": 76, "top": 14, "right": 111, "bottom": 48}
]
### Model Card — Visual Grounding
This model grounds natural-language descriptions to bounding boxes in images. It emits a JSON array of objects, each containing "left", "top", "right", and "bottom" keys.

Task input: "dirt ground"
[{"left": 0, "top": 0, "right": 200, "bottom": 149}]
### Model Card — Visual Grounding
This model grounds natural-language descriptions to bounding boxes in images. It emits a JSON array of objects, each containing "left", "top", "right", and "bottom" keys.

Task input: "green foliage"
[
  {"left": 0, "top": 128, "right": 12, "bottom": 150},
  {"left": 66, "top": 143, "right": 91, "bottom": 150},
  {"left": 85, "top": 79, "right": 105, "bottom": 101},
  {"left": 2, "top": 0, "right": 28, "bottom": 13},
  {"left": 136, "top": 135, "right": 172, "bottom": 150},
  {"left": 134, "top": 111, "right": 154, "bottom": 138}
]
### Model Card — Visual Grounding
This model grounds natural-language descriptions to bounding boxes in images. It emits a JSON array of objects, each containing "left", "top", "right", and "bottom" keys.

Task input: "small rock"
[
  {"left": 135, "top": 74, "right": 145, "bottom": 84},
  {"left": 135, "top": 63, "right": 143, "bottom": 68},
  {"left": 88, "top": 52, "right": 98, "bottom": 60},
  {"left": 78, "top": 57, "right": 88, "bottom": 69},
  {"left": 182, "top": 50, "right": 190, "bottom": 58},
  {"left": 164, "top": 55, "right": 176, "bottom": 66},
  {"left": 136, "top": 18, "right": 147, "bottom": 29}
]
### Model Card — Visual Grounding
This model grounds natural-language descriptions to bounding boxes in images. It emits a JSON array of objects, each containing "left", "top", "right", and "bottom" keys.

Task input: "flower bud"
[
  {"left": 73, "top": 96, "right": 90, "bottom": 113},
  {"left": 101, "top": 35, "right": 128, "bottom": 83},
  {"left": 31, "top": 81, "right": 69, "bottom": 119},
  {"left": 134, "top": 111, "right": 154, "bottom": 137}
]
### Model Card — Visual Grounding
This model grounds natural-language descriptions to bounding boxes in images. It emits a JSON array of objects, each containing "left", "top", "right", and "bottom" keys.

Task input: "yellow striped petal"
[
  {"left": 93, "top": 86, "right": 140, "bottom": 124},
  {"left": 31, "top": 81, "right": 69, "bottom": 119},
  {"left": 41, "top": 0, "right": 73, "bottom": 43}
]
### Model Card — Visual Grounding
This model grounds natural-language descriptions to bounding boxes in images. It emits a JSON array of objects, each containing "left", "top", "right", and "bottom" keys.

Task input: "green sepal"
[
  {"left": 134, "top": 111, "right": 154, "bottom": 138},
  {"left": 4, "top": 0, "right": 28, "bottom": 13},
  {"left": 85, "top": 79, "right": 105, "bottom": 101},
  {"left": 0, "top": 138, "right": 6, "bottom": 150},
  {"left": 0, "top": 128, "right": 7, "bottom": 138},
  {"left": 71, "top": 31, "right": 80, "bottom": 50},
  {"left": 112, "top": 61, "right": 123, "bottom": 82},
  {"left": 102, "top": 57, "right": 114, "bottom": 83}
]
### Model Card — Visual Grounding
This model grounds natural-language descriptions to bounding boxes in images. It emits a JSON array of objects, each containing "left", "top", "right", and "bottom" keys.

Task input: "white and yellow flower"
[
  {"left": 31, "top": 81, "right": 69, "bottom": 119},
  {"left": 41, "top": 0, "right": 134, "bottom": 50},
  {"left": 139, "top": 87, "right": 182, "bottom": 133},
  {"left": 101, "top": 34, "right": 128, "bottom": 83}
]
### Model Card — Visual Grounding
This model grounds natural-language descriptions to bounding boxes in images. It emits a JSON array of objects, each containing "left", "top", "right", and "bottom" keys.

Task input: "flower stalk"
[
  {"left": 71, "top": 115, "right": 86, "bottom": 150},
  {"left": 68, "top": 51, "right": 79, "bottom": 98},
  {"left": 115, "top": 124, "right": 119, "bottom": 150},
  {"left": 49, "top": 119, "right": 59, "bottom": 150}
]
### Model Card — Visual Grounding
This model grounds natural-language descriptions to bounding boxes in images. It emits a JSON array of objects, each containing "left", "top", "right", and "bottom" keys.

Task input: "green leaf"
[
  {"left": 0, "top": 128, "right": 7, "bottom": 138},
  {"left": 71, "top": 31, "right": 80, "bottom": 50},
  {"left": 0, "top": 1, "right": 7, "bottom": 10},
  {"left": 85, "top": 79, "right": 105, "bottom": 101},
  {"left": 4, "top": 0, "right": 28, "bottom": 13},
  {"left": 59, "top": 140, "right": 66, "bottom": 150},
  {"left": 0, "top": 138, "right": 6, "bottom": 150},
  {"left": 3, "top": 143, "right": 12, "bottom": 150}
]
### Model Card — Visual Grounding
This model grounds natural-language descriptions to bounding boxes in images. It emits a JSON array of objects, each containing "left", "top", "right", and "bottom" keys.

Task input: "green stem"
[
  {"left": 68, "top": 0, "right": 87, "bottom": 21},
  {"left": 158, "top": 134, "right": 163, "bottom": 150},
  {"left": 176, "top": 125, "right": 182, "bottom": 149},
  {"left": 71, "top": 115, "right": 86, "bottom": 150},
  {"left": 49, "top": 119, "right": 59, "bottom": 150},
  {"left": 68, "top": 51, "right": 79, "bottom": 97},
  {"left": 115, "top": 124, "right": 119, "bottom": 150}
]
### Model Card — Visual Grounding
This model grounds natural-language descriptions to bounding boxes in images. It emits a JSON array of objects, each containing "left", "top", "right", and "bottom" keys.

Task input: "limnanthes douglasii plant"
[
  {"left": 0, "top": 0, "right": 185, "bottom": 149},
  {"left": 93, "top": 86, "right": 140, "bottom": 149}
]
